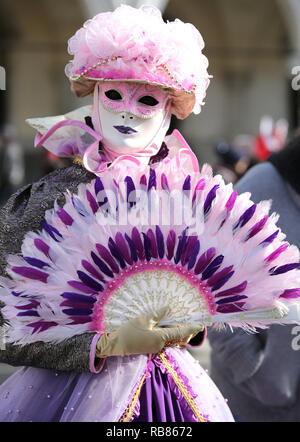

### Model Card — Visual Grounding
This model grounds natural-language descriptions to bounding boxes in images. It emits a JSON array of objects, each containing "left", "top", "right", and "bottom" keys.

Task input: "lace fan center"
[{"left": 90, "top": 260, "right": 216, "bottom": 333}]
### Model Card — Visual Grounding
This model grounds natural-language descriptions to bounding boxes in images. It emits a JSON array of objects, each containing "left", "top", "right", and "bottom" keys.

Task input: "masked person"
[
  {"left": 0, "top": 5, "right": 234, "bottom": 422},
  {"left": 2, "top": 4, "right": 300, "bottom": 423}
]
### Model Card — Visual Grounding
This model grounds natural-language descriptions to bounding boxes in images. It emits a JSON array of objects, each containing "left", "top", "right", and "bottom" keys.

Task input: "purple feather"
[
  {"left": 12, "top": 291, "right": 24, "bottom": 297},
  {"left": 62, "top": 308, "right": 93, "bottom": 316},
  {"left": 131, "top": 228, "right": 145, "bottom": 260},
  {"left": 166, "top": 230, "right": 176, "bottom": 260},
  {"left": 115, "top": 233, "right": 133, "bottom": 265},
  {"left": 194, "top": 248, "right": 216, "bottom": 275},
  {"left": 270, "top": 263, "right": 299, "bottom": 275},
  {"left": 234, "top": 204, "right": 256, "bottom": 231},
  {"left": 61, "top": 292, "right": 96, "bottom": 304},
  {"left": 265, "top": 244, "right": 289, "bottom": 263},
  {"left": 108, "top": 238, "right": 126, "bottom": 269},
  {"left": 174, "top": 228, "right": 188, "bottom": 264},
  {"left": 124, "top": 233, "right": 138, "bottom": 262},
  {"left": 216, "top": 302, "right": 245, "bottom": 314},
  {"left": 140, "top": 175, "right": 147, "bottom": 187},
  {"left": 81, "top": 260, "right": 106, "bottom": 283},
  {"left": 215, "top": 280, "right": 247, "bottom": 298},
  {"left": 72, "top": 196, "right": 89, "bottom": 216},
  {"left": 183, "top": 175, "right": 191, "bottom": 192},
  {"left": 125, "top": 176, "right": 136, "bottom": 207},
  {"left": 86, "top": 190, "right": 98, "bottom": 214},
  {"left": 12, "top": 266, "right": 49, "bottom": 283},
  {"left": 95, "top": 177, "right": 108, "bottom": 208},
  {"left": 91, "top": 251, "right": 114, "bottom": 277},
  {"left": 68, "top": 280, "right": 98, "bottom": 294},
  {"left": 142, "top": 233, "right": 151, "bottom": 261},
  {"left": 96, "top": 244, "right": 119, "bottom": 274},
  {"left": 216, "top": 295, "right": 247, "bottom": 305},
  {"left": 192, "top": 179, "right": 205, "bottom": 205},
  {"left": 280, "top": 288, "right": 300, "bottom": 299},
  {"left": 125, "top": 175, "right": 135, "bottom": 193},
  {"left": 211, "top": 271, "right": 235, "bottom": 291},
  {"left": 181, "top": 236, "right": 198, "bottom": 266},
  {"left": 204, "top": 185, "right": 219, "bottom": 215},
  {"left": 225, "top": 191, "right": 238, "bottom": 212},
  {"left": 23, "top": 257, "right": 49, "bottom": 269},
  {"left": 56, "top": 208, "right": 74, "bottom": 226},
  {"left": 77, "top": 271, "right": 104, "bottom": 292},
  {"left": 69, "top": 316, "right": 92, "bottom": 325},
  {"left": 95, "top": 177, "right": 104, "bottom": 195},
  {"left": 34, "top": 239, "right": 50, "bottom": 258},
  {"left": 207, "top": 266, "right": 234, "bottom": 288},
  {"left": 161, "top": 173, "right": 170, "bottom": 191},
  {"left": 17, "top": 310, "right": 40, "bottom": 317},
  {"left": 155, "top": 226, "right": 165, "bottom": 259},
  {"left": 27, "top": 321, "right": 57, "bottom": 334},
  {"left": 218, "top": 217, "right": 227, "bottom": 231},
  {"left": 148, "top": 169, "right": 157, "bottom": 191},
  {"left": 245, "top": 216, "right": 268, "bottom": 241},
  {"left": 42, "top": 222, "right": 62, "bottom": 242},
  {"left": 147, "top": 229, "right": 158, "bottom": 259},
  {"left": 202, "top": 255, "right": 224, "bottom": 280},
  {"left": 240, "top": 204, "right": 256, "bottom": 227},
  {"left": 113, "top": 179, "right": 120, "bottom": 189},
  {"left": 187, "top": 240, "right": 200, "bottom": 270},
  {"left": 260, "top": 229, "right": 279, "bottom": 247},
  {"left": 16, "top": 300, "right": 40, "bottom": 310}
]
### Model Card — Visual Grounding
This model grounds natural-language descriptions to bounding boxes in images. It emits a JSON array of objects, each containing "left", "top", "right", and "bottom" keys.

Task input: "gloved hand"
[{"left": 96, "top": 307, "right": 204, "bottom": 358}]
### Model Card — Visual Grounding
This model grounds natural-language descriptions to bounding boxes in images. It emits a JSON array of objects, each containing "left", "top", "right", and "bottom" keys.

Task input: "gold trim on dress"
[
  {"left": 157, "top": 351, "right": 208, "bottom": 422},
  {"left": 119, "top": 351, "right": 208, "bottom": 422},
  {"left": 119, "top": 373, "right": 147, "bottom": 422}
]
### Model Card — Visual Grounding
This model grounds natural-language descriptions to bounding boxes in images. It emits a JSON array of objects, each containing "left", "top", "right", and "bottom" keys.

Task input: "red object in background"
[
  {"left": 254, "top": 135, "right": 272, "bottom": 161},
  {"left": 254, "top": 117, "right": 288, "bottom": 162}
]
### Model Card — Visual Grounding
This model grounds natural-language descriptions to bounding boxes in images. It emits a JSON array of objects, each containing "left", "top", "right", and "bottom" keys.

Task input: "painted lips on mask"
[{"left": 113, "top": 125, "right": 138, "bottom": 135}]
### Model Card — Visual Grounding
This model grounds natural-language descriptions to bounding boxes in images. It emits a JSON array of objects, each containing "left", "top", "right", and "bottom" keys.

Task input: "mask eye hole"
[
  {"left": 104, "top": 89, "right": 123, "bottom": 100},
  {"left": 138, "top": 95, "right": 159, "bottom": 106}
]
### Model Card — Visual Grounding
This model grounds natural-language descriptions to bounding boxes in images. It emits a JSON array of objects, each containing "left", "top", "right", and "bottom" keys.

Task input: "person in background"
[
  {"left": 213, "top": 139, "right": 258, "bottom": 184},
  {"left": 208, "top": 134, "right": 300, "bottom": 422}
]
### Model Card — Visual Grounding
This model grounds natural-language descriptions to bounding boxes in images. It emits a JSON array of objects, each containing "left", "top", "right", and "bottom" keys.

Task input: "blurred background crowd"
[{"left": 0, "top": 0, "right": 300, "bottom": 205}]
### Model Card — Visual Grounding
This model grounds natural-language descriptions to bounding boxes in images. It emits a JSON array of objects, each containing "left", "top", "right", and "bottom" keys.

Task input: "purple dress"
[{"left": 0, "top": 347, "right": 234, "bottom": 422}]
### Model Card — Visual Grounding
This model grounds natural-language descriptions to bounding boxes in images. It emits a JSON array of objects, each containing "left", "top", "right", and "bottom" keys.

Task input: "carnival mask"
[{"left": 92, "top": 81, "right": 171, "bottom": 156}]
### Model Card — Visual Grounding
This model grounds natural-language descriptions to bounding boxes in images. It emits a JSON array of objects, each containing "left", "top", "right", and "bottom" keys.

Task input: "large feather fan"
[{"left": 1, "top": 164, "right": 300, "bottom": 345}]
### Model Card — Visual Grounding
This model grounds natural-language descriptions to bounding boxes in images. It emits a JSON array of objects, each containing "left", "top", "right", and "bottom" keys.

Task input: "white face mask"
[{"left": 92, "top": 81, "right": 171, "bottom": 160}]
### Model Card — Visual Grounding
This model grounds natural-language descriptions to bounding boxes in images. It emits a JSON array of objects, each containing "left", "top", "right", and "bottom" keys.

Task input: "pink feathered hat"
[{"left": 65, "top": 4, "right": 211, "bottom": 119}]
